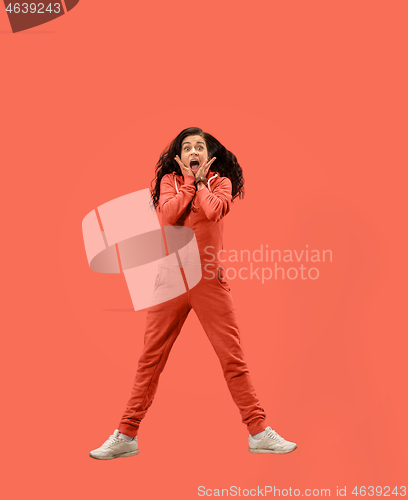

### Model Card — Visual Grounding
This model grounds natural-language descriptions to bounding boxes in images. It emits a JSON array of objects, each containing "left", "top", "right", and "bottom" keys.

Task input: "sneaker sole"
[
  {"left": 89, "top": 450, "right": 139, "bottom": 460},
  {"left": 249, "top": 445, "right": 297, "bottom": 455}
]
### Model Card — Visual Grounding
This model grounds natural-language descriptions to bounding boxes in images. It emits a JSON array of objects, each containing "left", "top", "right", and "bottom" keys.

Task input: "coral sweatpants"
[{"left": 118, "top": 265, "right": 266, "bottom": 437}]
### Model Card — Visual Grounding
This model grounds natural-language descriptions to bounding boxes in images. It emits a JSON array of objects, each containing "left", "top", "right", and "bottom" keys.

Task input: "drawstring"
[
  {"left": 207, "top": 173, "right": 218, "bottom": 192},
  {"left": 174, "top": 177, "right": 179, "bottom": 193}
]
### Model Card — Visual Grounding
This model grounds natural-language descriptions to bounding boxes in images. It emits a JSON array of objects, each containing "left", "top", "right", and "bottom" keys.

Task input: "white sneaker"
[
  {"left": 249, "top": 426, "right": 297, "bottom": 454},
  {"left": 89, "top": 430, "right": 139, "bottom": 460}
]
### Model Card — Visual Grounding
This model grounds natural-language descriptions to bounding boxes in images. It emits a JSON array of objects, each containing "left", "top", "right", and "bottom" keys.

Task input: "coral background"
[{"left": 1, "top": 1, "right": 407, "bottom": 499}]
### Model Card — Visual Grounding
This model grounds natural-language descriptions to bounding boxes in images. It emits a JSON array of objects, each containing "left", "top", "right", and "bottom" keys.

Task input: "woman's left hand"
[{"left": 195, "top": 157, "right": 216, "bottom": 180}]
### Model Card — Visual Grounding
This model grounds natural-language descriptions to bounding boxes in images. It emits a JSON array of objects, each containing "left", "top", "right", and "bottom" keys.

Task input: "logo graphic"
[
  {"left": 3, "top": 1, "right": 79, "bottom": 33},
  {"left": 82, "top": 189, "right": 202, "bottom": 311}
]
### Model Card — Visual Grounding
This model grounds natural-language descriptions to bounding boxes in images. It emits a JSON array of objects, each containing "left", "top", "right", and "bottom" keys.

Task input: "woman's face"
[{"left": 180, "top": 135, "right": 209, "bottom": 174}]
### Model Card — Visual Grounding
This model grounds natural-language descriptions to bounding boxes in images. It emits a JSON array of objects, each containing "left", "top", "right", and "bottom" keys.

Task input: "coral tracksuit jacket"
[{"left": 159, "top": 170, "right": 232, "bottom": 266}]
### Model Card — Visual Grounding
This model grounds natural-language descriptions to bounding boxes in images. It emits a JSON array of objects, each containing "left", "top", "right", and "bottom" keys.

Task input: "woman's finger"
[
  {"left": 205, "top": 157, "right": 216, "bottom": 173},
  {"left": 175, "top": 156, "right": 187, "bottom": 170},
  {"left": 175, "top": 156, "right": 194, "bottom": 176},
  {"left": 205, "top": 157, "right": 216, "bottom": 169}
]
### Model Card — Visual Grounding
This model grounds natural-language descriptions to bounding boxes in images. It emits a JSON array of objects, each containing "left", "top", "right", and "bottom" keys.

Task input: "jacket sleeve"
[
  {"left": 195, "top": 176, "right": 232, "bottom": 222},
  {"left": 159, "top": 174, "right": 196, "bottom": 224}
]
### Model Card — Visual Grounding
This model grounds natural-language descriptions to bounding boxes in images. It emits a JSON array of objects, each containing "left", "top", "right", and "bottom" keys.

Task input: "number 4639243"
[
  {"left": 5, "top": 3, "right": 62, "bottom": 14},
  {"left": 352, "top": 486, "right": 406, "bottom": 496}
]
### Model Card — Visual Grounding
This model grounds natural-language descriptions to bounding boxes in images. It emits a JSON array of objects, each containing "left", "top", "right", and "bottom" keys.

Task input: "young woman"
[{"left": 89, "top": 127, "right": 297, "bottom": 459}]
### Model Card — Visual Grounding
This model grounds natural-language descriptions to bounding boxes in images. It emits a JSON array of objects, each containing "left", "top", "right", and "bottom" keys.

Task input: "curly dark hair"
[{"left": 150, "top": 127, "right": 245, "bottom": 208}]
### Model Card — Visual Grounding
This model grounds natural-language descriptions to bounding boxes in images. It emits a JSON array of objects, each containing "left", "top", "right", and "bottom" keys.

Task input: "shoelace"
[
  {"left": 101, "top": 434, "right": 120, "bottom": 449},
  {"left": 265, "top": 428, "right": 285, "bottom": 443}
]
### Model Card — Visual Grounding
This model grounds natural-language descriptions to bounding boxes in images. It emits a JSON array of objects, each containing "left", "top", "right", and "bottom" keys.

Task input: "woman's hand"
[
  {"left": 174, "top": 155, "right": 194, "bottom": 178},
  {"left": 195, "top": 157, "right": 217, "bottom": 180}
]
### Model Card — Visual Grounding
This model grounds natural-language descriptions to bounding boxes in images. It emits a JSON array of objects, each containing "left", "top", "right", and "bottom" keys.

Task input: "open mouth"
[{"left": 190, "top": 160, "right": 200, "bottom": 171}]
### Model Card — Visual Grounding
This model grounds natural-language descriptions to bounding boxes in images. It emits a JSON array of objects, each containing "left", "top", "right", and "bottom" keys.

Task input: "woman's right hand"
[{"left": 174, "top": 155, "right": 194, "bottom": 178}]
